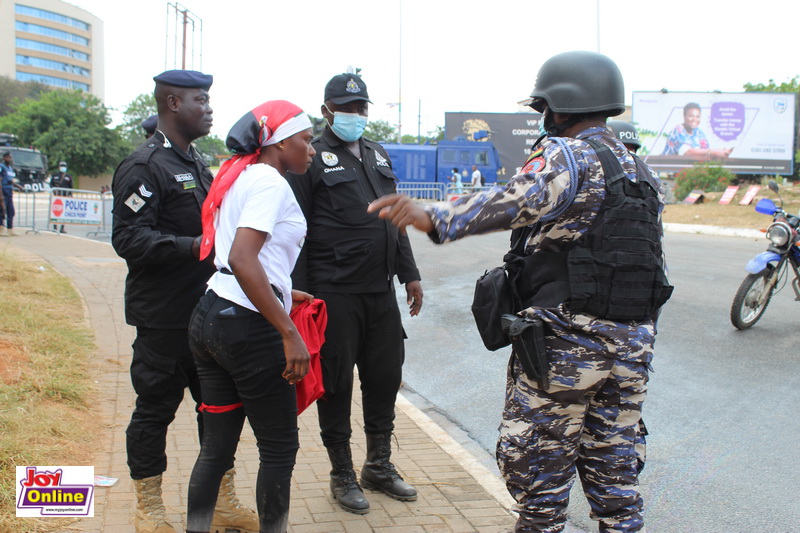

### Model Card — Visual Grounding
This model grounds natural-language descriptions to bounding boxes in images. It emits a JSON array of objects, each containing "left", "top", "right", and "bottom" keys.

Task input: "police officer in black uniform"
[
  {"left": 111, "top": 70, "right": 256, "bottom": 533},
  {"left": 141, "top": 114, "right": 158, "bottom": 139},
  {"left": 287, "top": 72, "right": 423, "bottom": 515},
  {"left": 50, "top": 160, "right": 73, "bottom": 233}
]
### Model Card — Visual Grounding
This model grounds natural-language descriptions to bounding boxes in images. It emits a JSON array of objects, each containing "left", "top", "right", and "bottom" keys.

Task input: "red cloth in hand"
[{"left": 290, "top": 299, "right": 327, "bottom": 414}]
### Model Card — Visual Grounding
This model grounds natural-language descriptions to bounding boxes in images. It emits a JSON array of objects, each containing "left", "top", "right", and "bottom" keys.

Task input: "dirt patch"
[
  {"left": 663, "top": 187, "right": 800, "bottom": 230},
  {"left": 0, "top": 338, "right": 28, "bottom": 384}
]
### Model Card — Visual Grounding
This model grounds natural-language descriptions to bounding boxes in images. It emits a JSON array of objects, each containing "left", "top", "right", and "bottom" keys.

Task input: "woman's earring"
[{"left": 279, "top": 143, "right": 285, "bottom": 150}]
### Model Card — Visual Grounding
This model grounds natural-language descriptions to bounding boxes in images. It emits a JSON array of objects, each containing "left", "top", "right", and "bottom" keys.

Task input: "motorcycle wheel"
[{"left": 730, "top": 266, "right": 774, "bottom": 330}]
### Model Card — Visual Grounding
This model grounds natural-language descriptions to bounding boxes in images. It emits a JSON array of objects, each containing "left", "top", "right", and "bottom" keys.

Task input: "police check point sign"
[
  {"left": 50, "top": 196, "right": 102, "bottom": 226},
  {"left": 16, "top": 466, "right": 94, "bottom": 517}
]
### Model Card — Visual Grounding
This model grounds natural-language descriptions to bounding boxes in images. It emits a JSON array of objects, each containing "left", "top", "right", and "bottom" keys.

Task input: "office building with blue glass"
[{"left": 0, "top": 0, "right": 103, "bottom": 99}]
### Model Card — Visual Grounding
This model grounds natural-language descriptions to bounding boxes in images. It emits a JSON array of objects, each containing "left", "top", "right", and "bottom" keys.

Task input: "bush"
[{"left": 673, "top": 162, "right": 735, "bottom": 201}]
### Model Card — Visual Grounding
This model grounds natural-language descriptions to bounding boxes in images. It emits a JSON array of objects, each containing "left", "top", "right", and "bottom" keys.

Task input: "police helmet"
[
  {"left": 528, "top": 51, "right": 625, "bottom": 117},
  {"left": 607, "top": 120, "right": 642, "bottom": 150}
]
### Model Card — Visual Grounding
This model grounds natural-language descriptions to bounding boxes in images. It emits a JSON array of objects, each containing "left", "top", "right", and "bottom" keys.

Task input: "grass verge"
[{"left": 0, "top": 250, "right": 98, "bottom": 533}]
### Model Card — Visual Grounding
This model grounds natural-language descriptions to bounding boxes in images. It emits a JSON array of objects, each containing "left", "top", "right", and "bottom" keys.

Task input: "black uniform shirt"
[
  {"left": 111, "top": 131, "right": 215, "bottom": 328},
  {"left": 50, "top": 172, "right": 73, "bottom": 196},
  {"left": 287, "top": 128, "right": 420, "bottom": 294}
]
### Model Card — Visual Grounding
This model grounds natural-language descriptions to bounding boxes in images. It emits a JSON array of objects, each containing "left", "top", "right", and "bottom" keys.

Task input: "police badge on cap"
[{"left": 324, "top": 73, "right": 373, "bottom": 105}]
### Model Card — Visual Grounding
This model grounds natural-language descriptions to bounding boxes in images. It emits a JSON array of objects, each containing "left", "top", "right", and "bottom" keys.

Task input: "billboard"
[
  {"left": 445, "top": 112, "right": 543, "bottom": 180},
  {"left": 633, "top": 91, "right": 796, "bottom": 175}
]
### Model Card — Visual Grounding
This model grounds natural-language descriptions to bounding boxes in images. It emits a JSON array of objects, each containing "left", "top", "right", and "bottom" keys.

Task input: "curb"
[{"left": 663, "top": 222, "right": 763, "bottom": 239}]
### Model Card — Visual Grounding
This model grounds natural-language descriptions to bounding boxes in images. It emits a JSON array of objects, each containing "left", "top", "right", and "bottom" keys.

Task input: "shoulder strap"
[{"left": 540, "top": 136, "right": 581, "bottom": 222}]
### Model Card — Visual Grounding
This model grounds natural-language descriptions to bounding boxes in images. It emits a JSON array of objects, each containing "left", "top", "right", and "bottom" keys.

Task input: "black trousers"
[
  {"left": 315, "top": 290, "right": 405, "bottom": 448},
  {"left": 126, "top": 327, "right": 203, "bottom": 479},
  {"left": 186, "top": 290, "right": 297, "bottom": 533}
]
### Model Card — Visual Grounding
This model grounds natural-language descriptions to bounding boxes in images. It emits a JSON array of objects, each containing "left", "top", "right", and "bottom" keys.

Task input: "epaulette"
[{"left": 129, "top": 139, "right": 161, "bottom": 165}]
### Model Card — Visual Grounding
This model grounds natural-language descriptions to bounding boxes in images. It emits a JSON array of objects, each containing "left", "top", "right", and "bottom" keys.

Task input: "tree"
[
  {"left": 117, "top": 93, "right": 156, "bottom": 150},
  {"left": 744, "top": 76, "right": 800, "bottom": 179},
  {"left": 0, "top": 75, "right": 50, "bottom": 117},
  {"left": 364, "top": 119, "right": 397, "bottom": 143},
  {"left": 194, "top": 134, "right": 228, "bottom": 167},
  {"left": 0, "top": 89, "right": 128, "bottom": 176}
]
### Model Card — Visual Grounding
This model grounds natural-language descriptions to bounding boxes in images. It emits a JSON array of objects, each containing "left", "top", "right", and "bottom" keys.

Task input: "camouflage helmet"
[
  {"left": 528, "top": 51, "right": 625, "bottom": 117},
  {"left": 607, "top": 120, "right": 642, "bottom": 150}
]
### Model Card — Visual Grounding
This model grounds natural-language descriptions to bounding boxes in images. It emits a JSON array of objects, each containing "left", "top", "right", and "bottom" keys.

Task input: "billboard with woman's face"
[{"left": 632, "top": 91, "right": 795, "bottom": 174}]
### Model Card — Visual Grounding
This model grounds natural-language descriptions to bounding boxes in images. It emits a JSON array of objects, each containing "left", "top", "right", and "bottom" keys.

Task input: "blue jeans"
[{"left": 187, "top": 290, "right": 298, "bottom": 533}]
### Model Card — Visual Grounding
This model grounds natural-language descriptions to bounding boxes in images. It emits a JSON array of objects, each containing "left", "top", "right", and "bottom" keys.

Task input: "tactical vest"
[{"left": 511, "top": 139, "right": 673, "bottom": 321}]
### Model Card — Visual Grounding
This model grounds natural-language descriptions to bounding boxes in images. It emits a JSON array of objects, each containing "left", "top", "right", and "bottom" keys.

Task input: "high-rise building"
[{"left": 0, "top": 0, "right": 104, "bottom": 99}]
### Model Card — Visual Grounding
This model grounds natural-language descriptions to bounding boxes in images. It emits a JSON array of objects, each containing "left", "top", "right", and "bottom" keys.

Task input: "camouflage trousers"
[{"left": 496, "top": 324, "right": 651, "bottom": 533}]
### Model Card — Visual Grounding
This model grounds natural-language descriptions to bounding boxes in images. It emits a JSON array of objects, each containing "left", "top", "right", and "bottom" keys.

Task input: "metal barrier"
[
  {"left": 11, "top": 187, "right": 112, "bottom": 237},
  {"left": 396, "top": 182, "right": 446, "bottom": 201}
]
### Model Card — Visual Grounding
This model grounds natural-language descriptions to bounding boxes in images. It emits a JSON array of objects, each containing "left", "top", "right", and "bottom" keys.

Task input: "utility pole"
[{"left": 165, "top": 2, "right": 203, "bottom": 71}]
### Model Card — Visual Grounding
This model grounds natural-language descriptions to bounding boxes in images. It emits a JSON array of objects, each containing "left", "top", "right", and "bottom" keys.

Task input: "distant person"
[
  {"left": 662, "top": 102, "right": 732, "bottom": 159},
  {"left": 470, "top": 164, "right": 483, "bottom": 190},
  {"left": 0, "top": 152, "right": 16, "bottom": 235},
  {"left": 449, "top": 167, "right": 463, "bottom": 193},
  {"left": 111, "top": 69, "right": 256, "bottom": 533},
  {"left": 50, "top": 161, "right": 73, "bottom": 233},
  {"left": 186, "top": 100, "right": 315, "bottom": 533},
  {"left": 141, "top": 115, "right": 158, "bottom": 139}
]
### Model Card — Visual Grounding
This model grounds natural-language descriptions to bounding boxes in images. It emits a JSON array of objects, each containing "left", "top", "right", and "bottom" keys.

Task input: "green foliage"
[
  {"left": 365, "top": 119, "right": 397, "bottom": 143},
  {"left": 744, "top": 75, "right": 800, "bottom": 180},
  {"left": 0, "top": 75, "right": 51, "bottom": 117},
  {"left": 673, "top": 162, "right": 735, "bottom": 201},
  {"left": 194, "top": 134, "right": 228, "bottom": 166},
  {"left": 117, "top": 93, "right": 156, "bottom": 150},
  {"left": 0, "top": 90, "right": 127, "bottom": 176}
]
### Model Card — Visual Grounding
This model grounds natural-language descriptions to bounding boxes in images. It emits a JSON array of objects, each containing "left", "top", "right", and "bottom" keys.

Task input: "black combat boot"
[
  {"left": 326, "top": 444, "right": 370, "bottom": 514},
  {"left": 360, "top": 433, "right": 417, "bottom": 501}
]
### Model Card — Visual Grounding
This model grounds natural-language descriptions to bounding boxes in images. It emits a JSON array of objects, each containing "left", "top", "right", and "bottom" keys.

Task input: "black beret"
[
  {"left": 140, "top": 115, "right": 158, "bottom": 134},
  {"left": 153, "top": 69, "right": 213, "bottom": 90}
]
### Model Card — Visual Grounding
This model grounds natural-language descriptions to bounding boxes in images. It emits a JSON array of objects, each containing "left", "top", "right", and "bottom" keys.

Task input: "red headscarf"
[{"left": 199, "top": 100, "right": 311, "bottom": 260}]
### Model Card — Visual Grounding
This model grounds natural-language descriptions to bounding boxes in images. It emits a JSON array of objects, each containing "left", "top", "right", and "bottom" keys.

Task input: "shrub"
[{"left": 673, "top": 162, "right": 735, "bottom": 201}]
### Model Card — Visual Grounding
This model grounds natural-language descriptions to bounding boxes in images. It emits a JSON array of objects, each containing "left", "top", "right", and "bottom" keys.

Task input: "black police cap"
[
  {"left": 140, "top": 115, "right": 158, "bottom": 134},
  {"left": 153, "top": 69, "right": 213, "bottom": 90},
  {"left": 324, "top": 73, "right": 372, "bottom": 105}
]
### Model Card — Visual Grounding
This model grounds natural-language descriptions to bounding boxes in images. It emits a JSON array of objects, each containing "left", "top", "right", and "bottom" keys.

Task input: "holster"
[{"left": 501, "top": 314, "right": 549, "bottom": 389}]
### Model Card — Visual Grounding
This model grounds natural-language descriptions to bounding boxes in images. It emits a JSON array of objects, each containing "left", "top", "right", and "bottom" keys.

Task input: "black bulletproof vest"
[{"left": 512, "top": 139, "right": 673, "bottom": 321}]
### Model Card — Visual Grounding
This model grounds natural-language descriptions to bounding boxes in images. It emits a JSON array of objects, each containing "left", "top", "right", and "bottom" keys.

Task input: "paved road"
[{"left": 398, "top": 229, "right": 800, "bottom": 533}]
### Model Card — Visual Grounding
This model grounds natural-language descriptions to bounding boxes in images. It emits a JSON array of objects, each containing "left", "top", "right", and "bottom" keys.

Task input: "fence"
[
  {"left": 396, "top": 182, "right": 446, "bottom": 201},
  {"left": 11, "top": 187, "right": 112, "bottom": 237}
]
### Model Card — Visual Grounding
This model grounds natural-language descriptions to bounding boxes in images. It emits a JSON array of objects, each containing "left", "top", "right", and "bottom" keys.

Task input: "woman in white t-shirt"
[{"left": 186, "top": 100, "right": 315, "bottom": 533}]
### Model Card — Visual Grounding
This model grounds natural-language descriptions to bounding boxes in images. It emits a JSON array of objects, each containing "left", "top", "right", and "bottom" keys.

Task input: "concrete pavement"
[{"left": 2, "top": 231, "right": 517, "bottom": 533}]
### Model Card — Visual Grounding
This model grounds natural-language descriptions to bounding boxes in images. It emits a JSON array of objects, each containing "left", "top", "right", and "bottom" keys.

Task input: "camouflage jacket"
[{"left": 424, "top": 125, "right": 665, "bottom": 363}]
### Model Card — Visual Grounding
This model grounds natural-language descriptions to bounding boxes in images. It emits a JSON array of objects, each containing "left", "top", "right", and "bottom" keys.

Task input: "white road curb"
[{"left": 395, "top": 393, "right": 516, "bottom": 512}]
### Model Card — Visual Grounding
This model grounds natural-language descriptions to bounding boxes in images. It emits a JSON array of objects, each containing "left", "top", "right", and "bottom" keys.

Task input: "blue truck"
[{"left": 381, "top": 139, "right": 502, "bottom": 185}]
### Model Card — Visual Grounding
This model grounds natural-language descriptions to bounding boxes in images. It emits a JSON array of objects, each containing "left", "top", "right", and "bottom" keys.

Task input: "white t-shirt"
[
  {"left": 471, "top": 169, "right": 482, "bottom": 186},
  {"left": 206, "top": 163, "right": 306, "bottom": 314}
]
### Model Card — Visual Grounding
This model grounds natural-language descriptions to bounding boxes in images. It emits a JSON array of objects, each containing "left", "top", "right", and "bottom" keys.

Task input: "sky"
[{"left": 66, "top": 0, "right": 800, "bottom": 141}]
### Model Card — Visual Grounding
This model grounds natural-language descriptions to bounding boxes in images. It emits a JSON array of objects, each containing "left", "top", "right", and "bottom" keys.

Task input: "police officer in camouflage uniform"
[{"left": 369, "top": 51, "right": 671, "bottom": 533}]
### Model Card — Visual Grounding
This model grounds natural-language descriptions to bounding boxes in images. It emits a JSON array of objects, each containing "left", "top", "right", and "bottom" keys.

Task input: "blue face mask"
[{"left": 327, "top": 109, "right": 368, "bottom": 143}]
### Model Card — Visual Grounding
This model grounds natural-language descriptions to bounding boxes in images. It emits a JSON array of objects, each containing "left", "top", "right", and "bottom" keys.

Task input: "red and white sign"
[
  {"left": 51, "top": 198, "right": 64, "bottom": 217},
  {"left": 739, "top": 185, "right": 761, "bottom": 205},
  {"left": 718, "top": 185, "right": 739, "bottom": 205}
]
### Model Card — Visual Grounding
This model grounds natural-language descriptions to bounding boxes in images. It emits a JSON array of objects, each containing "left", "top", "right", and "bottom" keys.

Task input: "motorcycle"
[{"left": 730, "top": 180, "right": 800, "bottom": 330}]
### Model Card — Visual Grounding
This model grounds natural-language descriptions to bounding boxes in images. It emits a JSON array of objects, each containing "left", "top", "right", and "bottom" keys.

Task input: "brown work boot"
[
  {"left": 210, "top": 468, "right": 259, "bottom": 533},
  {"left": 133, "top": 474, "right": 176, "bottom": 533}
]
